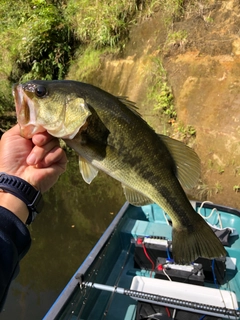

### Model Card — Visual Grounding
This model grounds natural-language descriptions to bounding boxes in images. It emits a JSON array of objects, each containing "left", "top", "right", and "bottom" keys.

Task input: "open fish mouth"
[
  {"left": 13, "top": 81, "right": 90, "bottom": 139},
  {"left": 13, "top": 84, "right": 45, "bottom": 139}
]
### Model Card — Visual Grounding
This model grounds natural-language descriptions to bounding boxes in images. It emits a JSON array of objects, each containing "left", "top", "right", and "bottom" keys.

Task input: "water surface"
[{"left": 1, "top": 155, "right": 125, "bottom": 319}]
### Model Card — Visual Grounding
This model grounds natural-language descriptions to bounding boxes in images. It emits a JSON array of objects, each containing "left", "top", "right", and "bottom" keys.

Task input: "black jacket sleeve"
[{"left": 0, "top": 206, "right": 31, "bottom": 310}]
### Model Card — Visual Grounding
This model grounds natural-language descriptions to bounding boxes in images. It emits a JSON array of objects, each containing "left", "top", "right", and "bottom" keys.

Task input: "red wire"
[
  {"left": 141, "top": 242, "right": 171, "bottom": 318},
  {"left": 142, "top": 243, "right": 155, "bottom": 272},
  {"left": 165, "top": 307, "right": 171, "bottom": 317}
]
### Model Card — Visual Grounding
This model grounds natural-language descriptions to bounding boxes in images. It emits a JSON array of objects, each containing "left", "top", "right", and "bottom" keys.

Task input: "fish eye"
[{"left": 35, "top": 85, "right": 47, "bottom": 98}]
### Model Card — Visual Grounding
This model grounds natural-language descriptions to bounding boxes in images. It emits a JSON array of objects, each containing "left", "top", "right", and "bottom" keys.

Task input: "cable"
[
  {"left": 198, "top": 201, "right": 213, "bottom": 213},
  {"left": 198, "top": 202, "right": 223, "bottom": 229},
  {"left": 142, "top": 243, "right": 155, "bottom": 276},
  {"left": 161, "top": 267, "right": 177, "bottom": 319},
  {"left": 165, "top": 307, "right": 171, "bottom": 318},
  {"left": 166, "top": 245, "right": 174, "bottom": 263},
  {"left": 172, "top": 308, "right": 177, "bottom": 319},
  {"left": 163, "top": 268, "right": 172, "bottom": 282},
  {"left": 211, "top": 259, "right": 218, "bottom": 287}
]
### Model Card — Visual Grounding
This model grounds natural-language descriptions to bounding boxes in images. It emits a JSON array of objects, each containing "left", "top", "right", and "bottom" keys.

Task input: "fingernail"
[{"left": 27, "top": 153, "right": 36, "bottom": 165}]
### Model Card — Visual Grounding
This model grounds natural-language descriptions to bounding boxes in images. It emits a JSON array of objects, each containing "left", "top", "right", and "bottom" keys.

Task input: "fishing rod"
[{"left": 76, "top": 275, "right": 240, "bottom": 320}]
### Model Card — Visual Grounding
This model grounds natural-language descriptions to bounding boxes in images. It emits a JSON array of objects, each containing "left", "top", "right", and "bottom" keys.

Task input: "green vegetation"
[
  {"left": 1, "top": 0, "right": 74, "bottom": 113},
  {"left": 164, "top": 30, "right": 188, "bottom": 53},
  {"left": 0, "top": 0, "right": 193, "bottom": 117},
  {"left": 147, "top": 58, "right": 177, "bottom": 121},
  {"left": 1, "top": 0, "right": 78, "bottom": 83},
  {"left": 162, "top": 0, "right": 185, "bottom": 26},
  {"left": 197, "top": 181, "right": 223, "bottom": 199},
  {"left": 176, "top": 123, "right": 196, "bottom": 139},
  {"left": 0, "top": 0, "right": 158, "bottom": 115},
  {"left": 67, "top": 47, "right": 104, "bottom": 81},
  {"left": 66, "top": 0, "right": 139, "bottom": 49},
  {"left": 233, "top": 185, "right": 240, "bottom": 193}
]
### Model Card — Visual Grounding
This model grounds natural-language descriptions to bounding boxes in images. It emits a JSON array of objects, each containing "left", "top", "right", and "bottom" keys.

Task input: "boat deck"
[{"left": 44, "top": 202, "right": 240, "bottom": 320}]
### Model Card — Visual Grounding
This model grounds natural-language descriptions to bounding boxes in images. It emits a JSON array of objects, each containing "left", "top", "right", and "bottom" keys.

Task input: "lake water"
[{"left": 1, "top": 155, "right": 125, "bottom": 320}]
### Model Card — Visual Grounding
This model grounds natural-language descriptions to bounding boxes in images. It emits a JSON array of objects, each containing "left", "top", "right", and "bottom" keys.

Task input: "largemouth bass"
[{"left": 13, "top": 80, "right": 226, "bottom": 264}]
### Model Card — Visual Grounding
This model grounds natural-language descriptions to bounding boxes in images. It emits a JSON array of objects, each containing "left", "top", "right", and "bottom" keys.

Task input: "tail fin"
[{"left": 172, "top": 220, "right": 226, "bottom": 264}]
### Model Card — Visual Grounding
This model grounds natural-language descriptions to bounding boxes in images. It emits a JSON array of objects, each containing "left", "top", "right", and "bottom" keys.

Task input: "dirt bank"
[{"left": 86, "top": 1, "right": 240, "bottom": 208}]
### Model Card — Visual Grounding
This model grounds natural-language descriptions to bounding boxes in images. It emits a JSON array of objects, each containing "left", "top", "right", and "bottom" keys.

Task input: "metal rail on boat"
[{"left": 79, "top": 280, "right": 240, "bottom": 320}]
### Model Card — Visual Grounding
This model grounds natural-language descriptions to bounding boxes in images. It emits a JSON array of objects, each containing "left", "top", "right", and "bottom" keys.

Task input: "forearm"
[
  {"left": 0, "top": 205, "right": 31, "bottom": 311},
  {"left": 0, "top": 125, "right": 67, "bottom": 311}
]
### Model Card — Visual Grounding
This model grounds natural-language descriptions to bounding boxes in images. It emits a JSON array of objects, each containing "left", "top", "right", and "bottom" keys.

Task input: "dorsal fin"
[
  {"left": 117, "top": 96, "right": 142, "bottom": 117},
  {"left": 159, "top": 134, "right": 201, "bottom": 189}
]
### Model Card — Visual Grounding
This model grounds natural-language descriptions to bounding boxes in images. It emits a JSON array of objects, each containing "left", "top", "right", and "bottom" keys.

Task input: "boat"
[{"left": 43, "top": 200, "right": 240, "bottom": 320}]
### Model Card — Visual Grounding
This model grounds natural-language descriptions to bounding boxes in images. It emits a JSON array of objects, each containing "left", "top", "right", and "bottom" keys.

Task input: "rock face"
[{"left": 84, "top": 1, "right": 240, "bottom": 208}]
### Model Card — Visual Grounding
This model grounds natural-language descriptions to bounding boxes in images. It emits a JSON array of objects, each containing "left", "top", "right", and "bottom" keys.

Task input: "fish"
[{"left": 13, "top": 80, "right": 226, "bottom": 264}]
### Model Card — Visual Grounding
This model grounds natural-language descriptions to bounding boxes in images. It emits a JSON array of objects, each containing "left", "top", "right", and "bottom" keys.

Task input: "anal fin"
[{"left": 122, "top": 184, "right": 153, "bottom": 206}]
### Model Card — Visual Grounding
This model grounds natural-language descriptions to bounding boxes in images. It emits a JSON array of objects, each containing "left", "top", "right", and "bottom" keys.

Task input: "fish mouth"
[{"left": 13, "top": 84, "right": 45, "bottom": 139}]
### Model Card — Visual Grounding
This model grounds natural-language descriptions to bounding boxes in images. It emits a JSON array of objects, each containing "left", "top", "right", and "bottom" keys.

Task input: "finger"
[
  {"left": 27, "top": 139, "right": 61, "bottom": 165},
  {"left": 26, "top": 162, "right": 67, "bottom": 193},
  {"left": 36, "top": 147, "right": 67, "bottom": 170},
  {"left": 32, "top": 131, "right": 57, "bottom": 147},
  {"left": 33, "top": 163, "right": 67, "bottom": 192}
]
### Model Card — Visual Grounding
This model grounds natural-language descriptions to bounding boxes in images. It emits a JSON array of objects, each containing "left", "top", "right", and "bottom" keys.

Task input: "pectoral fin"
[
  {"left": 159, "top": 134, "right": 201, "bottom": 189},
  {"left": 79, "top": 156, "right": 98, "bottom": 184},
  {"left": 122, "top": 184, "right": 153, "bottom": 206}
]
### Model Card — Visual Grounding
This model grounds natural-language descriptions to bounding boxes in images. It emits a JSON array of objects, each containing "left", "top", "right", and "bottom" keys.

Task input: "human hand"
[{"left": 0, "top": 125, "right": 67, "bottom": 193}]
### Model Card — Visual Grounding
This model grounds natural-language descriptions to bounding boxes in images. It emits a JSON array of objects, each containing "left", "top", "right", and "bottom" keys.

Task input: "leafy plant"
[
  {"left": 65, "top": 0, "right": 155, "bottom": 49},
  {"left": 0, "top": 0, "right": 158, "bottom": 114},
  {"left": 165, "top": 30, "right": 188, "bottom": 52},
  {"left": 147, "top": 58, "right": 177, "bottom": 121},
  {"left": 67, "top": 47, "right": 103, "bottom": 81},
  {"left": 177, "top": 123, "right": 196, "bottom": 138},
  {"left": 161, "top": 0, "right": 185, "bottom": 25},
  {"left": 197, "top": 181, "right": 223, "bottom": 199},
  {"left": 233, "top": 185, "right": 240, "bottom": 193},
  {"left": 15, "top": 2, "right": 75, "bottom": 81}
]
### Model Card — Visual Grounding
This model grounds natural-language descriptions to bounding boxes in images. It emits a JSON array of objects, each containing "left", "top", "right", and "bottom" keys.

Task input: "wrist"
[
  {"left": 0, "top": 173, "right": 44, "bottom": 225},
  {"left": 0, "top": 191, "right": 29, "bottom": 223}
]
